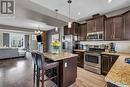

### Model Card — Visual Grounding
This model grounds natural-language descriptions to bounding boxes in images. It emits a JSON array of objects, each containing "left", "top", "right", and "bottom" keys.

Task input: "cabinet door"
[
  {"left": 105, "top": 18, "right": 113, "bottom": 40},
  {"left": 107, "top": 82, "right": 118, "bottom": 87},
  {"left": 101, "top": 55, "right": 110, "bottom": 75},
  {"left": 74, "top": 51, "right": 84, "bottom": 68},
  {"left": 72, "top": 22, "right": 79, "bottom": 36},
  {"left": 109, "top": 55, "right": 118, "bottom": 69},
  {"left": 123, "top": 11, "right": 130, "bottom": 40},
  {"left": 64, "top": 22, "right": 79, "bottom": 35},
  {"left": 41, "top": 31, "right": 47, "bottom": 52},
  {"left": 113, "top": 16, "right": 123, "bottom": 40},
  {"left": 95, "top": 17, "right": 104, "bottom": 32},
  {"left": 87, "top": 20, "right": 95, "bottom": 33},
  {"left": 80, "top": 23, "right": 87, "bottom": 41},
  {"left": 62, "top": 57, "right": 77, "bottom": 87},
  {"left": 64, "top": 26, "right": 69, "bottom": 35}
]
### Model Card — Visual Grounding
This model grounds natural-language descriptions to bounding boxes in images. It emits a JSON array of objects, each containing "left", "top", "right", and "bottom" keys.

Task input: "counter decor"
[{"left": 51, "top": 40, "right": 61, "bottom": 54}]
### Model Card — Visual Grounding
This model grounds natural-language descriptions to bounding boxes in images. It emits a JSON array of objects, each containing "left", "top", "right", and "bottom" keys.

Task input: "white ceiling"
[
  {"left": 30, "top": 0, "right": 130, "bottom": 20},
  {"left": 0, "top": 18, "right": 55, "bottom": 31}
]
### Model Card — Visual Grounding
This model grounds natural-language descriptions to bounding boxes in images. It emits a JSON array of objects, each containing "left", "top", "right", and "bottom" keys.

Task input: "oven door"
[{"left": 84, "top": 53, "right": 101, "bottom": 68}]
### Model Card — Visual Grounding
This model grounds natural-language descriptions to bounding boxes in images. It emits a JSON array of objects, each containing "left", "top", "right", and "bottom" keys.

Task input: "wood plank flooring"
[
  {"left": 70, "top": 68, "right": 106, "bottom": 87},
  {"left": 0, "top": 58, "right": 106, "bottom": 87}
]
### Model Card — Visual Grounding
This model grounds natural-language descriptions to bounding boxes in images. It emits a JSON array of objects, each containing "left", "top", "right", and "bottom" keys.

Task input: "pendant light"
[
  {"left": 35, "top": 25, "right": 42, "bottom": 35},
  {"left": 108, "top": 0, "right": 112, "bottom": 3},
  {"left": 55, "top": 9, "right": 59, "bottom": 32},
  {"left": 67, "top": 0, "right": 72, "bottom": 28}
]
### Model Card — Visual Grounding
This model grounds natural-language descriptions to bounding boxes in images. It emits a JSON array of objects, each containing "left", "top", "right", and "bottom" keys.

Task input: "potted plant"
[{"left": 51, "top": 40, "right": 61, "bottom": 54}]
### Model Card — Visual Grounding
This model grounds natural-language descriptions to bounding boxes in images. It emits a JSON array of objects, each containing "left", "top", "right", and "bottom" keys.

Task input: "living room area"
[{"left": 0, "top": 26, "right": 38, "bottom": 60}]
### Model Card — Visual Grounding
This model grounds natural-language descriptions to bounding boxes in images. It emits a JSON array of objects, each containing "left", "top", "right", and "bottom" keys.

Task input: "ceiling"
[
  {"left": 30, "top": 0, "right": 130, "bottom": 20},
  {"left": 0, "top": 0, "right": 130, "bottom": 31},
  {"left": 0, "top": 18, "right": 55, "bottom": 31}
]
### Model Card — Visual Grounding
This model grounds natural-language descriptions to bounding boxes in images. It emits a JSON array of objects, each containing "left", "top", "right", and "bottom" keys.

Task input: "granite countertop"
[
  {"left": 73, "top": 49, "right": 86, "bottom": 52},
  {"left": 43, "top": 52, "right": 78, "bottom": 61},
  {"left": 103, "top": 52, "right": 130, "bottom": 86}
]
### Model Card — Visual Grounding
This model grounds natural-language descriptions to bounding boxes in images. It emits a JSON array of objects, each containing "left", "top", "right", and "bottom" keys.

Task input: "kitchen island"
[{"left": 43, "top": 52, "right": 78, "bottom": 87}]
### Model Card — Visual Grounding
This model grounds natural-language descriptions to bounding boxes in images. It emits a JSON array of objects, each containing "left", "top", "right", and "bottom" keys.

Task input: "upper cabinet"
[
  {"left": 87, "top": 19, "right": 95, "bottom": 33},
  {"left": 78, "top": 23, "right": 87, "bottom": 41},
  {"left": 63, "top": 10, "right": 130, "bottom": 41},
  {"left": 64, "top": 22, "right": 79, "bottom": 36},
  {"left": 86, "top": 16, "right": 105, "bottom": 33},
  {"left": 105, "top": 15, "right": 123, "bottom": 41},
  {"left": 123, "top": 11, "right": 130, "bottom": 40}
]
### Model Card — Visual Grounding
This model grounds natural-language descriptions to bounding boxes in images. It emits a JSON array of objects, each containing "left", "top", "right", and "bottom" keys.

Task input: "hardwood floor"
[
  {"left": 0, "top": 58, "right": 106, "bottom": 87},
  {"left": 70, "top": 68, "right": 106, "bottom": 87}
]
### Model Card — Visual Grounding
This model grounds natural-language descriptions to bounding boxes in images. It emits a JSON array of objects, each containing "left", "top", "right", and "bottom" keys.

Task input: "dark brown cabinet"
[
  {"left": 87, "top": 19, "right": 95, "bottom": 33},
  {"left": 73, "top": 51, "right": 84, "bottom": 68},
  {"left": 107, "top": 82, "right": 118, "bottom": 87},
  {"left": 101, "top": 54, "right": 119, "bottom": 75},
  {"left": 105, "top": 16, "right": 123, "bottom": 41},
  {"left": 60, "top": 57, "right": 77, "bottom": 87},
  {"left": 64, "top": 22, "right": 79, "bottom": 35},
  {"left": 87, "top": 16, "right": 105, "bottom": 33},
  {"left": 41, "top": 31, "right": 47, "bottom": 52},
  {"left": 123, "top": 11, "right": 130, "bottom": 40},
  {"left": 78, "top": 23, "right": 87, "bottom": 41}
]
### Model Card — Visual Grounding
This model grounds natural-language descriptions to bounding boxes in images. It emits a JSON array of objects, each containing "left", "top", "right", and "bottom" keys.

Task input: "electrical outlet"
[{"left": 65, "top": 62, "right": 67, "bottom": 68}]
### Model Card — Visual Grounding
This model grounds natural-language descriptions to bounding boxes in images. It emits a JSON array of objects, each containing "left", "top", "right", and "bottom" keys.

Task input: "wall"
[
  {"left": 80, "top": 41, "right": 130, "bottom": 53},
  {"left": 0, "top": 32, "right": 3, "bottom": 47},
  {"left": 46, "top": 29, "right": 59, "bottom": 52},
  {"left": 46, "top": 28, "right": 63, "bottom": 52}
]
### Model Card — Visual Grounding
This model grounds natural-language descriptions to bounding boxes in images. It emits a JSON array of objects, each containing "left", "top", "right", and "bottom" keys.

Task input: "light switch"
[{"left": 65, "top": 62, "right": 67, "bottom": 68}]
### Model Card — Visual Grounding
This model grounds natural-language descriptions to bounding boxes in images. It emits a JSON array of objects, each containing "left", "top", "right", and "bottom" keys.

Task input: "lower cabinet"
[
  {"left": 73, "top": 51, "right": 84, "bottom": 68},
  {"left": 107, "top": 82, "right": 118, "bottom": 87},
  {"left": 101, "top": 54, "right": 119, "bottom": 75}
]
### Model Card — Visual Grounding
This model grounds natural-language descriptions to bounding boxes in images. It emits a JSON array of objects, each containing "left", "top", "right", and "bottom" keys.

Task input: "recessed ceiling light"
[
  {"left": 108, "top": 0, "right": 112, "bottom": 3},
  {"left": 78, "top": 12, "right": 81, "bottom": 15}
]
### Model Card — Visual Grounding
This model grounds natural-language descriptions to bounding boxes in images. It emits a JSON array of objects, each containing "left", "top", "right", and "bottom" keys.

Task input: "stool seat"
[{"left": 44, "top": 62, "right": 59, "bottom": 70}]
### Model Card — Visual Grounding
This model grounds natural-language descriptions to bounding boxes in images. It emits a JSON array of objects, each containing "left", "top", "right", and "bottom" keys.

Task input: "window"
[{"left": 10, "top": 33, "right": 25, "bottom": 48}]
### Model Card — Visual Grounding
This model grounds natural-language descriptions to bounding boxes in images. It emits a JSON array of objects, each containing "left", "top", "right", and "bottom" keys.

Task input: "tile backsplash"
[{"left": 80, "top": 41, "right": 130, "bottom": 53}]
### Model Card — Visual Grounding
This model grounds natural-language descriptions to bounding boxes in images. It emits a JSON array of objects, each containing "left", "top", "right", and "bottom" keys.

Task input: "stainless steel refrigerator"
[{"left": 62, "top": 35, "right": 77, "bottom": 53}]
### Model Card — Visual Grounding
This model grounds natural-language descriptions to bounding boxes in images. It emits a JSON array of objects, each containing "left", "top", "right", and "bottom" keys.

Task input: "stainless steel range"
[{"left": 84, "top": 45, "right": 105, "bottom": 74}]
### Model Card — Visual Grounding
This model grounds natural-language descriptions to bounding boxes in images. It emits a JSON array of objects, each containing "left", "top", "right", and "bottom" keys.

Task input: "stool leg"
[
  {"left": 36, "top": 67, "right": 40, "bottom": 87},
  {"left": 33, "top": 64, "right": 35, "bottom": 87},
  {"left": 57, "top": 66, "right": 59, "bottom": 87},
  {"left": 41, "top": 69, "right": 44, "bottom": 87}
]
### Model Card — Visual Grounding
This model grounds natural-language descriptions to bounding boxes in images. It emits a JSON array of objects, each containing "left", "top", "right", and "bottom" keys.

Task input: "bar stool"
[
  {"left": 31, "top": 51, "right": 59, "bottom": 87},
  {"left": 31, "top": 51, "right": 37, "bottom": 87}
]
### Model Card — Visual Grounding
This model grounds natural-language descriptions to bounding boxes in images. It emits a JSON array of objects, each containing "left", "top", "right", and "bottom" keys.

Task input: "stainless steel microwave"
[{"left": 87, "top": 32, "right": 104, "bottom": 41}]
